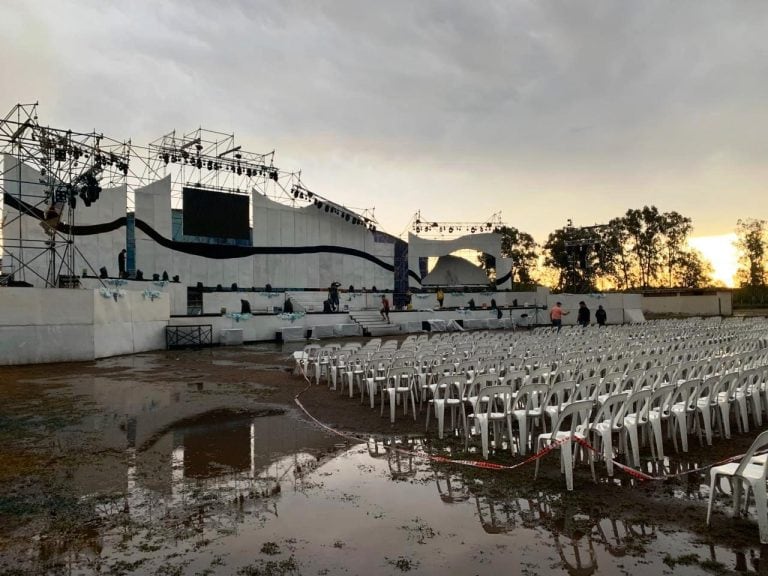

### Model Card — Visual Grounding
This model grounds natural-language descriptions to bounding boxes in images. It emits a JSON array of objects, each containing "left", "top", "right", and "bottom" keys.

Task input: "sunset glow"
[{"left": 688, "top": 233, "right": 739, "bottom": 288}]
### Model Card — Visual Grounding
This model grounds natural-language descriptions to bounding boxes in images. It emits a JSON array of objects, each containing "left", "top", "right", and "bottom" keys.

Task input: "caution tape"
[{"left": 292, "top": 360, "right": 763, "bottom": 483}]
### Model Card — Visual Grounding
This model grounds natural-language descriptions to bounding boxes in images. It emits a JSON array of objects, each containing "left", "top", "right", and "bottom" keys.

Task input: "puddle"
[{"left": 2, "top": 346, "right": 768, "bottom": 574}]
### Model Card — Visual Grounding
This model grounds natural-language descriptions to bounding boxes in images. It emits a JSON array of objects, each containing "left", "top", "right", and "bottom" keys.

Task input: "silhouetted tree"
[{"left": 735, "top": 218, "right": 767, "bottom": 286}]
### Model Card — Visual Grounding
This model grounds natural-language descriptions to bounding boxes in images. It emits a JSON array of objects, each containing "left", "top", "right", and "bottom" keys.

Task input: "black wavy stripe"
[
  {"left": 3, "top": 191, "right": 421, "bottom": 281},
  {"left": 495, "top": 271, "right": 512, "bottom": 285}
]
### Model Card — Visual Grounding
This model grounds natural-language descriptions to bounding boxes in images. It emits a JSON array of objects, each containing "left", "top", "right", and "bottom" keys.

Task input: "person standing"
[
  {"left": 595, "top": 304, "right": 607, "bottom": 326},
  {"left": 436, "top": 287, "right": 445, "bottom": 309},
  {"left": 549, "top": 301, "right": 568, "bottom": 332},
  {"left": 118, "top": 249, "right": 127, "bottom": 278},
  {"left": 380, "top": 294, "right": 390, "bottom": 323},
  {"left": 577, "top": 301, "right": 591, "bottom": 327},
  {"left": 328, "top": 282, "right": 340, "bottom": 312}
]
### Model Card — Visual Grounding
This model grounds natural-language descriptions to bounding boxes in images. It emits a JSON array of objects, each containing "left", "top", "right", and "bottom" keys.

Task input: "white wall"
[
  {"left": 642, "top": 292, "right": 733, "bottom": 317},
  {"left": 0, "top": 287, "right": 169, "bottom": 365}
]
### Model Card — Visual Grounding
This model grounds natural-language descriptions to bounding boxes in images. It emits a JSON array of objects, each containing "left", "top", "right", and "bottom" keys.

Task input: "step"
[{"left": 367, "top": 324, "right": 401, "bottom": 336}]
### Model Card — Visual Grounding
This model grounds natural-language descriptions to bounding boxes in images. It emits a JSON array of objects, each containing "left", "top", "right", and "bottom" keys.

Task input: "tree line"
[{"left": 481, "top": 206, "right": 768, "bottom": 292}]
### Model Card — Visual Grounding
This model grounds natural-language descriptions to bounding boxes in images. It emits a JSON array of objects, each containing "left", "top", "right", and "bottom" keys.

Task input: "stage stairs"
[{"left": 349, "top": 311, "right": 401, "bottom": 337}]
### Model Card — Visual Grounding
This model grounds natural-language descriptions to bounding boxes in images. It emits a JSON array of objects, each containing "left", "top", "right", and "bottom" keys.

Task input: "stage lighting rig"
[{"left": 409, "top": 210, "right": 505, "bottom": 238}]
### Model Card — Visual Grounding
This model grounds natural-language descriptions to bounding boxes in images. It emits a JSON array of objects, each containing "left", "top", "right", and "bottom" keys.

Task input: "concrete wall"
[
  {"left": 642, "top": 291, "right": 733, "bottom": 317},
  {"left": 0, "top": 287, "right": 169, "bottom": 365}
]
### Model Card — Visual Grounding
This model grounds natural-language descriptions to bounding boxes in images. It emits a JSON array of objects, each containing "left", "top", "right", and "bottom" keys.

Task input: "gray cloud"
[{"left": 2, "top": 0, "right": 768, "bottom": 240}]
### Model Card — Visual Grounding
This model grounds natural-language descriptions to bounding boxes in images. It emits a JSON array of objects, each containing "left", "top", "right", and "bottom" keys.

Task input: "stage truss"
[
  {"left": 407, "top": 210, "right": 505, "bottom": 238},
  {"left": 0, "top": 103, "right": 378, "bottom": 287},
  {"left": 0, "top": 102, "right": 131, "bottom": 287}
]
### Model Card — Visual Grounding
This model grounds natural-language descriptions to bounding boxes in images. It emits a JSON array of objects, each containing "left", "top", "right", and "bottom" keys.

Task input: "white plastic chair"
[
  {"left": 380, "top": 366, "right": 417, "bottom": 423},
  {"left": 588, "top": 393, "right": 627, "bottom": 477},
  {"left": 426, "top": 374, "right": 465, "bottom": 439},
  {"left": 534, "top": 400, "right": 595, "bottom": 491},
  {"left": 706, "top": 429, "right": 768, "bottom": 543},
  {"left": 468, "top": 384, "right": 514, "bottom": 460},
  {"left": 510, "top": 383, "right": 550, "bottom": 456}
]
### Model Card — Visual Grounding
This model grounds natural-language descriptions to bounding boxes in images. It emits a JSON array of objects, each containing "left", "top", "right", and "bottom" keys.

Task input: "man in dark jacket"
[
  {"left": 577, "top": 301, "right": 590, "bottom": 327},
  {"left": 595, "top": 305, "right": 607, "bottom": 326}
]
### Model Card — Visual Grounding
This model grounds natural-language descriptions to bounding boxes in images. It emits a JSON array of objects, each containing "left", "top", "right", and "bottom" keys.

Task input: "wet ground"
[{"left": 2, "top": 342, "right": 768, "bottom": 575}]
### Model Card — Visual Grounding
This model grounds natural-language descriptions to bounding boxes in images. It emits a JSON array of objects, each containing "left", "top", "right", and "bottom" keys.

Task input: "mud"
[{"left": 1, "top": 341, "right": 768, "bottom": 575}]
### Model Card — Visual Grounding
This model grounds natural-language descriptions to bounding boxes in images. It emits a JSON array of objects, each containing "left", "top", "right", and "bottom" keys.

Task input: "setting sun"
[{"left": 688, "top": 233, "right": 738, "bottom": 288}]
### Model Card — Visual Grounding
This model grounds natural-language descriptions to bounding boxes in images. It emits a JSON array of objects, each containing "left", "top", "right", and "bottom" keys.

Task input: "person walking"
[
  {"left": 549, "top": 301, "right": 568, "bottom": 332},
  {"left": 380, "top": 294, "right": 390, "bottom": 323},
  {"left": 118, "top": 249, "right": 127, "bottom": 278},
  {"left": 577, "top": 301, "right": 591, "bottom": 327},
  {"left": 595, "top": 304, "right": 607, "bottom": 326}
]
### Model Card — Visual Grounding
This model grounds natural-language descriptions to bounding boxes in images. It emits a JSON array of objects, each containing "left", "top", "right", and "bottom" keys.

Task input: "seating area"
[{"left": 294, "top": 316, "right": 768, "bottom": 497}]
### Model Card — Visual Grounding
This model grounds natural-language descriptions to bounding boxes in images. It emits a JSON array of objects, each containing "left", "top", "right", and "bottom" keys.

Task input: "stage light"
[
  {"left": 170, "top": 156, "right": 177, "bottom": 163},
  {"left": 324, "top": 205, "right": 329, "bottom": 212},
  {"left": 448, "top": 227, "right": 453, "bottom": 233},
  {"left": 471, "top": 227, "right": 476, "bottom": 233},
  {"left": 236, "top": 166, "right": 242, "bottom": 175},
  {"left": 270, "top": 169, "right": 279, "bottom": 181},
  {"left": 293, "top": 189, "right": 299, "bottom": 198},
  {"left": 316, "top": 201, "right": 322, "bottom": 209},
  {"left": 345, "top": 214, "right": 350, "bottom": 221},
  {"left": 207, "top": 160, "right": 213, "bottom": 170},
  {"left": 196, "top": 159, "right": 202, "bottom": 169},
  {"left": 415, "top": 226, "right": 421, "bottom": 233},
  {"left": 246, "top": 168, "right": 252, "bottom": 177}
]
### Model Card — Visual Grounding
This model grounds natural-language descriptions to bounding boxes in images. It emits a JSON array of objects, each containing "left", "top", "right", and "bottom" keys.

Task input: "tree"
[
  {"left": 735, "top": 218, "right": 767, "bottom": 287},
  {"left": 543, "top": 227, "right": 604, "bottom": 293},
  {"left": 541, "top": 206, "right": 707, "bottom": 292},
  {"left": 673, "top": 249, "right": 713, "bottom": 288},
  {"left": 478, "top": 226, "right": 538, "bottom": 285}
]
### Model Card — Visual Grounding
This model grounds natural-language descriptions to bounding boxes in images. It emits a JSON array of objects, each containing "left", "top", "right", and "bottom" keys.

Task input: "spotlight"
[
  {"left": 196, "top": 159, "right": 202, "bottom": 169},
  {"left": 170, "top": 156, "right": 177, "bottom": 163},
  {"left": 325, "top": 205, "right": 329, "bottom": 212},
  {"left": 345, "top": 214, "right": 350, "bottom": 221},
  {"left": 270, "top": 169, "right": 279, "bottom": 181},
  {"left": 448, "top": 227, "right": 453, "bottom": 233},
  {"left": 415, "top": 227, "right": 421, "bottom": 233},
  {"left": 207, "top": 160, "right": 213, "bottom": 170},
  {"left": 471, "top": 227, "right": 476, "bottom": 233},
  {"left": 246, "top": 168, "right": 252, "bottom": 177},
  {"left": 293, "top": 188, "right": 299, "bottom": 198},
  {"left": 316, "top": 201, "right": 322, "bottom": 209}
]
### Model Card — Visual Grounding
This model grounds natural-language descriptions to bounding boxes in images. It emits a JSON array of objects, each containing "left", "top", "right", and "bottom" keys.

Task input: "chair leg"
[
  {"left": 706, "top": 473, "right": 719, "bottom": 525},
  {"left": 754, "top": 484, "right": 768, "bottom": 544}
]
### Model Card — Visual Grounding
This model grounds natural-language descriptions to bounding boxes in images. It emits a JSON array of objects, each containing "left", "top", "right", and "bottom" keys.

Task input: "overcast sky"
[{"left": 2, "top": 0, "right": 767, "bottom": 243}]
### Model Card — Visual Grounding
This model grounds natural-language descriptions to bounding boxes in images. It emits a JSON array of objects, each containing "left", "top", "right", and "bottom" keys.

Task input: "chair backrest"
[
  {"left": 513, "top": 383, "right": 550, "bottom": 413},
  {"left": 648, "top": 384, "right": 676, "bottom": 416},
  {"left": 574, "top": 376, "right": 601, "bottom": 401},
  {"left": 475, "top": 385, "right": 514, "bottom": 417},
  {"left": 550, "top": 399, "right": 594, "bottom": 437},
  {"left": 546, "top": 380, "right": 576, "bottom": 409},
  {"left": 735, "top": 429, "right": 768, "bottom": 477},
  {"left": 623, "top": 389, "right": 652, "bottom": 423},
  {"left": 670, "top": 379, "right": 701, "bottom": 412},
  {"left": 592, "top": 392, "right": 627, "bottom": 429}
]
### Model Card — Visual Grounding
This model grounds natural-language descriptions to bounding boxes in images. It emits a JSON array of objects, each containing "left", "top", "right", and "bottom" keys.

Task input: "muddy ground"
[{"left": 2, "top": 341, "right": 768, "bottom": 575}]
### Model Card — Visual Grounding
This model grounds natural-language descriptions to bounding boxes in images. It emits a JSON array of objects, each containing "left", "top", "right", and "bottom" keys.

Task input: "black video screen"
[{"left": 183, "top": 187, "right": 250, "bottom": 240}]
